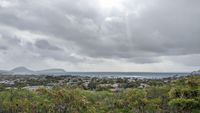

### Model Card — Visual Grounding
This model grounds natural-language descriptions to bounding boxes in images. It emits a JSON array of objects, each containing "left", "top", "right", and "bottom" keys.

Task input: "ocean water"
[{"left": 65, "top": 72, "right": 189, "bottom": 79}]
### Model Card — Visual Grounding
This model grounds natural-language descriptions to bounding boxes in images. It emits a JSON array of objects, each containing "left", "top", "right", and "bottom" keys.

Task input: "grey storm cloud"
[
  {"left": 35, "top": 40, "right": 62, "bottom": 50},
  {"left": 0, "top": 0, "right": 200, "bottom": 71},
  {"left": 0, "top": 45, "right": 7, "bottom": 50}
]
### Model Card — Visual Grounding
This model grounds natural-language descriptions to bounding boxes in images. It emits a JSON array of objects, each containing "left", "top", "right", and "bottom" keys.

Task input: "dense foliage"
[{"left": 0, "top": 75, "right": 199, "bottom": 113}]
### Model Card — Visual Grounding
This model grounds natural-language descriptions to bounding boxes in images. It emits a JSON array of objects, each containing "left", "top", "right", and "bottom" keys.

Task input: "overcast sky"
[{"left": 0, "top": 0, "right": 199, "bottom": 72}]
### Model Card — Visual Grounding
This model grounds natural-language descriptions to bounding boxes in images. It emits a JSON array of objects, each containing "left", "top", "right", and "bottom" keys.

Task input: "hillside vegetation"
[{"left": 0, "top": 75, "right": 199, "bottom": 113}]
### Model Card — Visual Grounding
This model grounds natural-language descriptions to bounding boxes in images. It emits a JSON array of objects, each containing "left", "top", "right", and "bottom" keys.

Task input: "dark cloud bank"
[{"left": 0, "top": 0, "right": 199, "bottom": 71}]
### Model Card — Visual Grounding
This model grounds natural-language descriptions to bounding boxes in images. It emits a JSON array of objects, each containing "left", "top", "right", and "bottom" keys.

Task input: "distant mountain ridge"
[
  {"left": 191, "top": 70, "right": 200, "bottom": 75},
  {"left": 10, "top": 66, "right": 34, "bottom": 75},
  {"left": 0, "top": 66, "right": 67, "bottom": 75}
]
